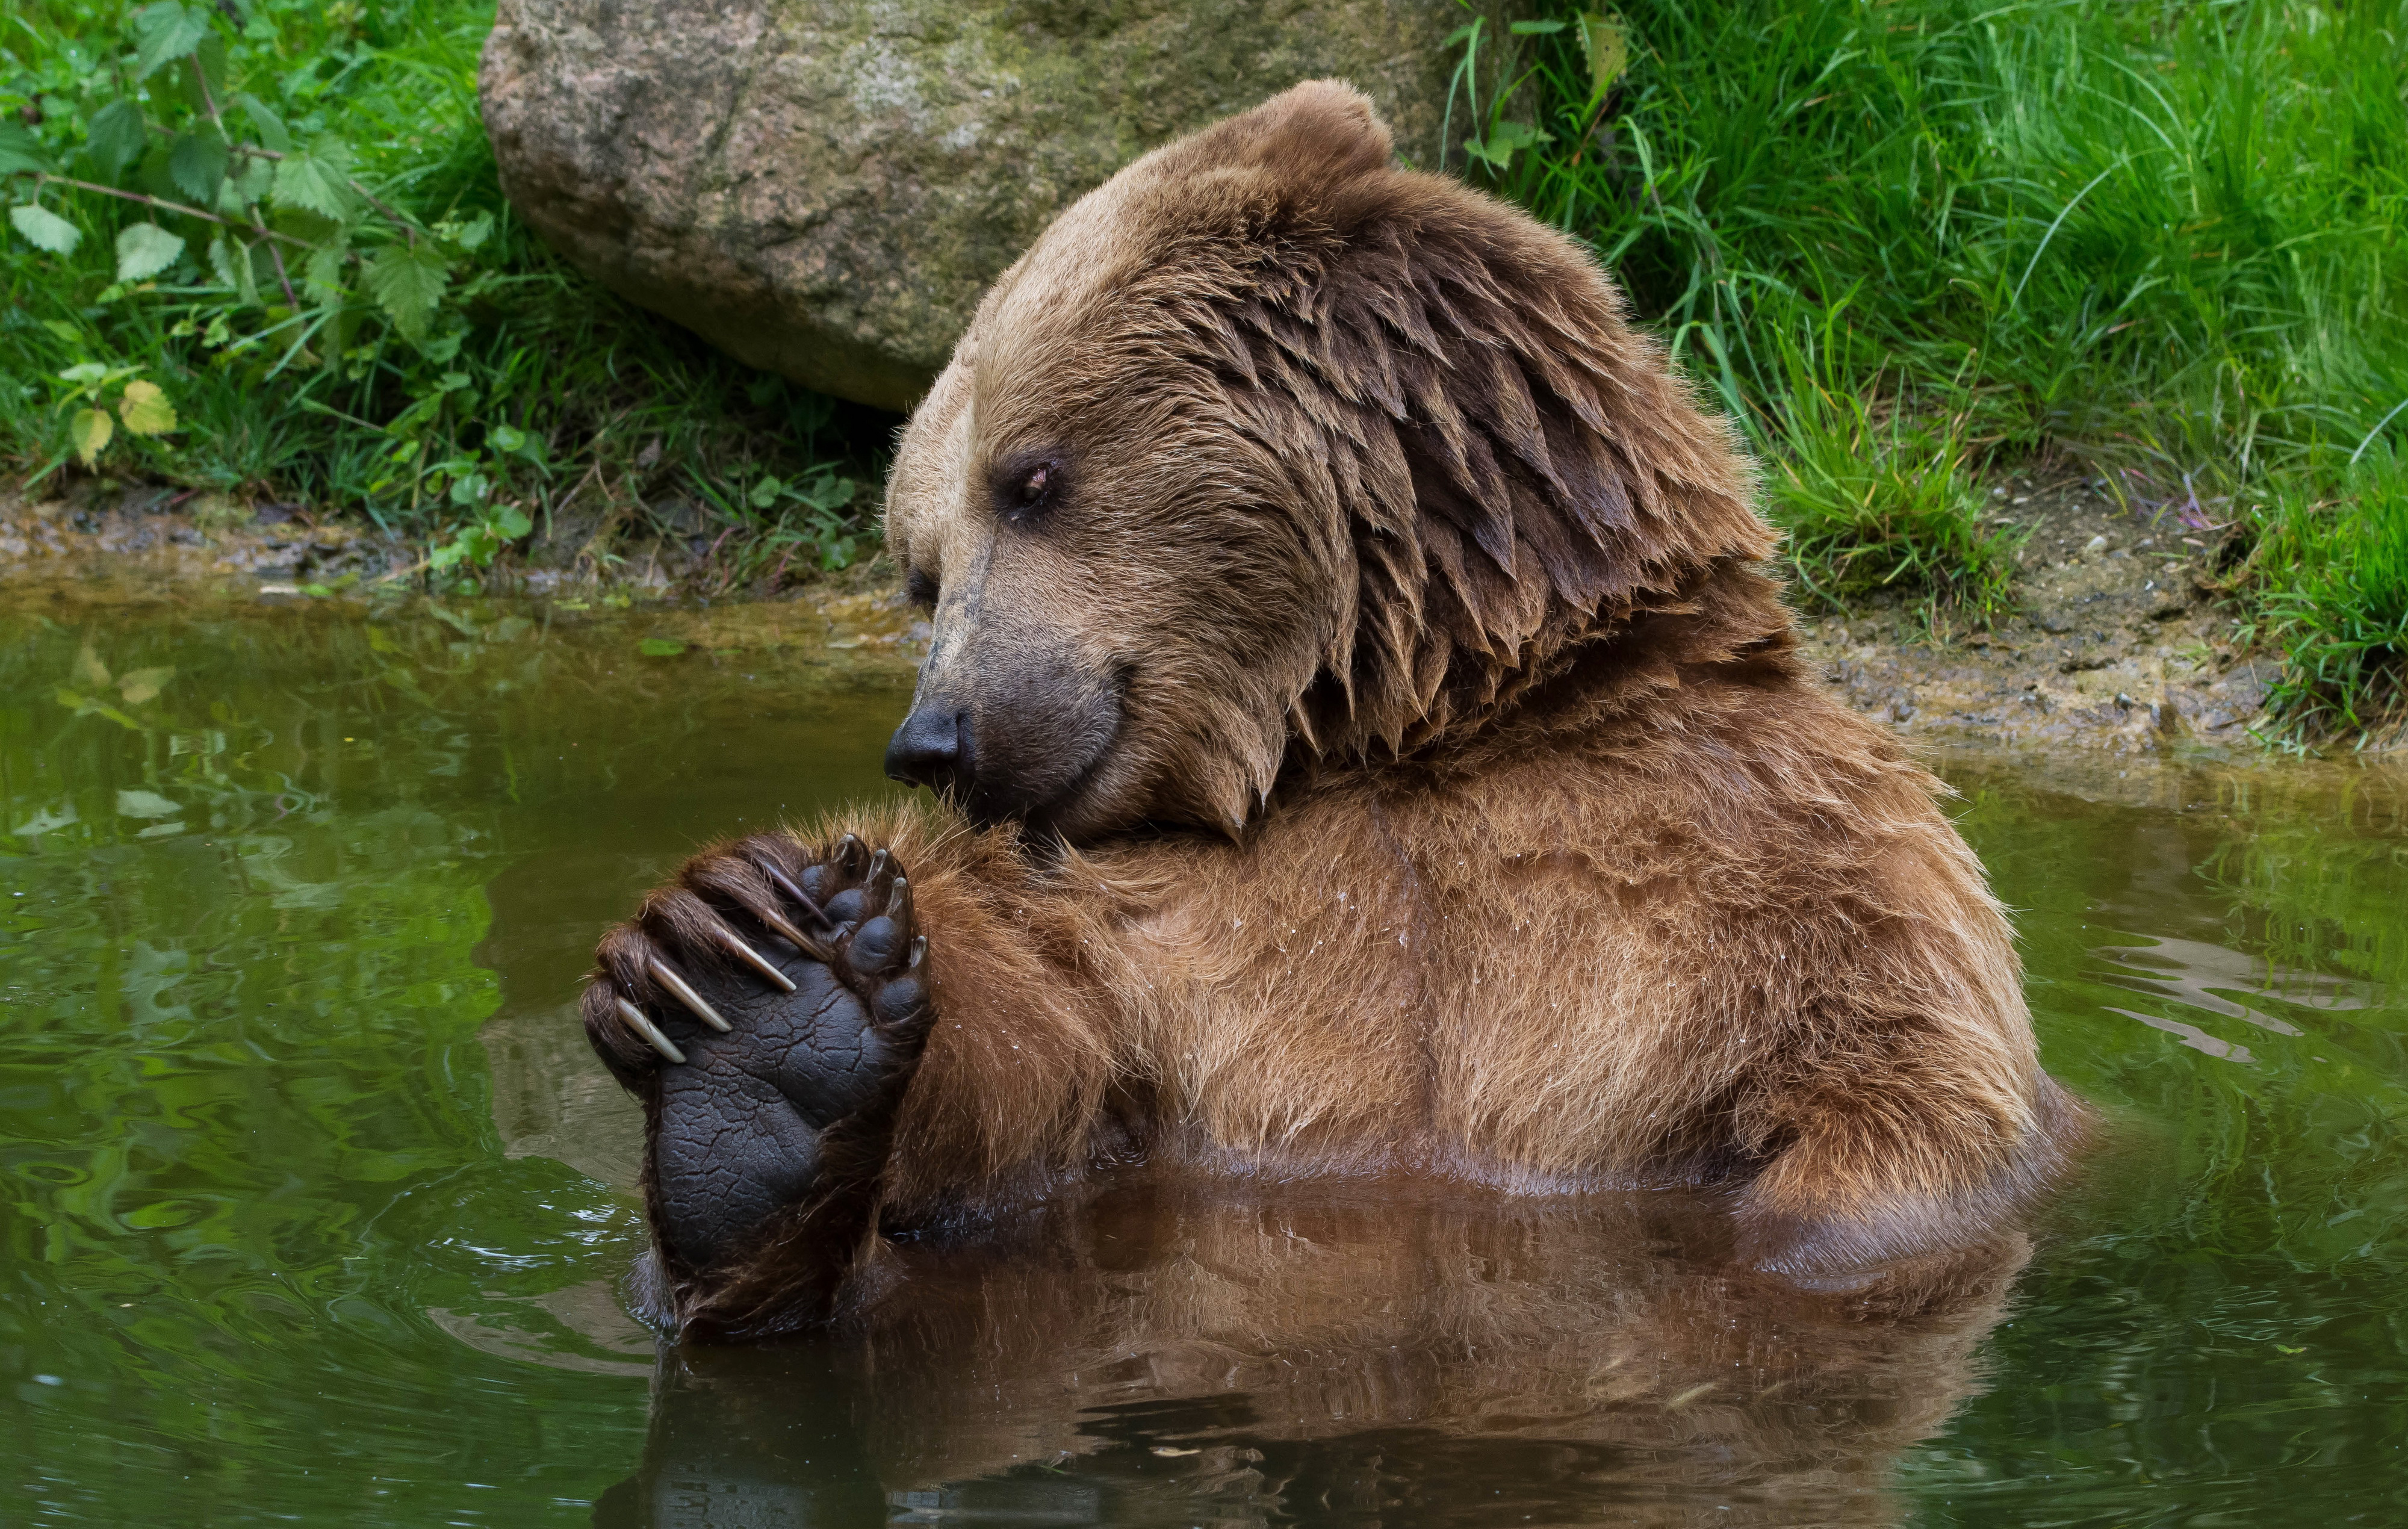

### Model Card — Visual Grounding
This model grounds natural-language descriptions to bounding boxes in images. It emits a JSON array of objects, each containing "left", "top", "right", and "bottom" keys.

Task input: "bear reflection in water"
[{"left": 593, "top": 1173, "right": 2020, "bottom": 1527}]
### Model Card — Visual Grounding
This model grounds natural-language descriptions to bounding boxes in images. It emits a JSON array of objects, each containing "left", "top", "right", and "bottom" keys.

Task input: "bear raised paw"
[
  {"left": 582, "top": 834, "right": 932, "bottom": 1330},
  {"left": 580, "top": 80, "right": 2084, "bottom": 1336}
]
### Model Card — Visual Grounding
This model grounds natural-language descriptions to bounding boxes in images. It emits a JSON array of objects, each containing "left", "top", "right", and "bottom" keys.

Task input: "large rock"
[{"left": 480, "top": 0, "right": 1507, "bottom": 412}]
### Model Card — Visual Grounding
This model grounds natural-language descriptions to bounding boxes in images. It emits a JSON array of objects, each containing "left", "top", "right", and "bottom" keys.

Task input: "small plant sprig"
[
  {"left": 684, "top": 466, "right": 864, "bottom": 592},
  {"left": 1, "top": 3, "right": 474, "bottom": 379},
  {"left": 1446, "top": 10, "right": 1630, "bottom": 173},
  {"left": 53, "top": 362, "right": 178, "bottom": 468}
]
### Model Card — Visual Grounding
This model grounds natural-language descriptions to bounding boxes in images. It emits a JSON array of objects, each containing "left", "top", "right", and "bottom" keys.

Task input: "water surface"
[{"left": 3, "top": 587, "right": 2404, "bottom": 1525}]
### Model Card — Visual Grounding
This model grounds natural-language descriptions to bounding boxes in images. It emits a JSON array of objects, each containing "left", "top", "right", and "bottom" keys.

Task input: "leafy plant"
[
  {"left": 428, "top": 500, "right": 533, "bottom": 577},
  {"left": 1445, "top": 11, "right": 1629, "bottom": 172},
  {"left": 1, "top": 0, "right": 880, "bottom": 588},
  {"left": 2, "top": 3, "right": 473, "bottom": 380},
  {"left": 748, "top": 468, "right": 862, "bottom": 570},
  {"left": 51, "top": 361, "right": 176, "bottom": 467}
]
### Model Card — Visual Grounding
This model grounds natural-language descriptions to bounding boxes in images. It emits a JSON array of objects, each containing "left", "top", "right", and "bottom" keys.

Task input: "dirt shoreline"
[
  {"left": 0, "top": 475, "right": 2385, "bottom": 762},
  {"left": 1793, "top": 465, "right": 2288, "bottom": 756}
]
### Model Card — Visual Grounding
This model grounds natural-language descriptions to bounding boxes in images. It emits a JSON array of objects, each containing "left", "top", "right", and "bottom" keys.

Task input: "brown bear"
[{"left": 580, "top": 80, "right": 2084, "bottom": 1338}]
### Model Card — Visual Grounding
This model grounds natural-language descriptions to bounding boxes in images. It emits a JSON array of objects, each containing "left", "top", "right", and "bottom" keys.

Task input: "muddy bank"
[
  {"left": 0, "top": 483, "right": 927, "bottom": 651},
  {"left": 0, "top": 473, "right": 2362, "bottom": 761},
  {"left": 1794, "top": 466, "right": 2287, "bottom": 755}
]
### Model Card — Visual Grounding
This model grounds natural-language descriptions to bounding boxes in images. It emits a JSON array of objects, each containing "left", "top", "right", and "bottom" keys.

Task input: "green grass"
[
  {"left": 1757, "top": 306, "right": 2015, "bottom": 616},
  {"left": 1, "top": 0, "right": 887, "bottom": 588},
  {"left": 1454, "top": 0, "right": 2408, "bottom": 724},
  {"left": 2245, "top": 447, "right": 2408, "bottom": 740}
]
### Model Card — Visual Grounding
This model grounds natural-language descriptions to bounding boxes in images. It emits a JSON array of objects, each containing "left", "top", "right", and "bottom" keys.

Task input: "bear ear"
[{"left": 1158, "top": 79, "right": 1394, "bottom": 196}]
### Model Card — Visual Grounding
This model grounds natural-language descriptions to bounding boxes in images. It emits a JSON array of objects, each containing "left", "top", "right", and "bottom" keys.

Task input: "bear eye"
[
  {"left": 905, "top": 567, "right": 939, "bottom": 609},
  {"left": 996, "top": 457, "right": 1058, "bottom": 524}
]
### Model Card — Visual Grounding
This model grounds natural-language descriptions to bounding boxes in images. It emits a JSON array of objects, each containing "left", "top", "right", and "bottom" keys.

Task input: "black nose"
[{"left": 885, "top": 706, "right": 967, "bottom": 795}]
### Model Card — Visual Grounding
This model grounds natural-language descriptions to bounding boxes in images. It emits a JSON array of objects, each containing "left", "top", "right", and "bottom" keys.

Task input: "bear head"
[{"left": 881, "top": 81, "right": 1783, "bottom": 842}]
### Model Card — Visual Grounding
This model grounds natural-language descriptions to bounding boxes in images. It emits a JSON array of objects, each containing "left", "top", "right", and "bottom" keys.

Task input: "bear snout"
[
  {"left": 884, "top": 705, "right": 965, "bottom": 796},
  {"left": 886, "top": 655, "right": 1126, "bottom": 834}
]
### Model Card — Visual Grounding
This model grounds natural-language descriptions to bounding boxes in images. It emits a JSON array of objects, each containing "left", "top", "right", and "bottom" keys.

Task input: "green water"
[{"left": 3, "top": 591, "right": 2405, "bottom": 1526}]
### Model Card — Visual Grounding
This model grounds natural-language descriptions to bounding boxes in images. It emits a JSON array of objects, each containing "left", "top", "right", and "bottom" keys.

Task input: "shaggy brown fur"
[{"left": 583, "top": 81, "right": 2083, "bottom": 1335}]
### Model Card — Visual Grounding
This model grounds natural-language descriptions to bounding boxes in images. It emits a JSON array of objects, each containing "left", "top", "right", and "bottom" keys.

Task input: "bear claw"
[
  {"left": 613, "top": 995, "right": 687, "bottom": 1064},
  {"left": 580, "top": 831, "right": 937, "bottom": 1282},
  {"left": 708, "top": 917, "right": 796, "bottom": 992},
  {"left": 749, "top": 855, "right": 833, "bottom": 928},
  {"left": 647, "top": 957, "right": 731, "bottom": 1032}
]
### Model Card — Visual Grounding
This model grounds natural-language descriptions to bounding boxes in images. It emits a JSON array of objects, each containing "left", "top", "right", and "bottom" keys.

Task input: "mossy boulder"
[{"left": 480, "top": 0, "right": 1506, "bottom": 412}]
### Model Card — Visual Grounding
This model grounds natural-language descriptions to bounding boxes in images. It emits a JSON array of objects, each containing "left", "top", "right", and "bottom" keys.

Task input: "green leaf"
[
  {"left": 236, "top": 93, "right": 291, "bottom": 154},
  {"left": 363, "top": 241, "right": 452, "bottom": 341},
  {"left": 70, "top": 644, "right": 111, "bottom": 690},
  {"left": 118, "top": 380, "right": 178, "bottom": 437},
  {"left": 208, "top": 233, "right": 262, "bottom": 306},
  {"left": 488, "top": 423, "right": 527, "bottom": 454},
  {"left": 637, "top": 637, "right": 687, "bottom": 658},
  {"left": 115, "top": 222, "right": 185, "bottom": 282},
  {"left": 58, "top": 362, "right": 111, "bottom": 386},
  {"left": 749, "top": 476, "right": 785, "bottom": 509},
  {"left": 1580, "top": 11, "right": 1631, "bottom": 97},
  {"left": 179, "top": 33, "right": 230, "bottom": 116},
  {"left": 114, "top": 665, "right": 175, "bottom": 703},
  {"left": 132, "top": 3, "right": 212, "bottom": 81},
  {"left": 10, "top": 203, "right": 81, "bottom": 255},
  {"left": 86, "top": 100, "right": 147, "bottom": 182},
  {"left": 218, "top": 153, "right": 273, "bottom": 213},
  {"left": 71, "top": 407, "right": 113, "bottom": 466},
  {"left": 302, "top": 238, "right": 347, "bottom": 302},
  {"left": 495, "top": 505, "right": 532, "bottom": 539},
  {"left": 0, "top": 122, "right": 55, "bottom": 176},
  {"left": 272, "top": 138, "right": 358, "bottom": 221},
  {"left": 169, "top": 131, "right": 230, "bottom": 205},
  {"left": 798, "top": 473, "right": 855, "bottom": 512},
  {"left": 135, "top": 141, "right": 180, "bottom": 203},
  {"left": 1465, "top": 120, "right": 1554, "bottom": 169},
  {"left": 1510, "top": 18, "right": 1568, "bottom": 33}
]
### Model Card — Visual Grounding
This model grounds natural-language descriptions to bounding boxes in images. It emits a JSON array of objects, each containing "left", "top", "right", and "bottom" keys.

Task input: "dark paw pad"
[{"left": 581, "top": 833, "right": 932, "bottom": 1272}]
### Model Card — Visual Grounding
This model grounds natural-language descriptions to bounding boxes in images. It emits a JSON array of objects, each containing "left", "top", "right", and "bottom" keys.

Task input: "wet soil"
[
  {"left": 1797, "top": 465, "right": 2279, "bottom": 755},
  {"left": 0, "top": 481, "right": 927, "bottom": 652}
]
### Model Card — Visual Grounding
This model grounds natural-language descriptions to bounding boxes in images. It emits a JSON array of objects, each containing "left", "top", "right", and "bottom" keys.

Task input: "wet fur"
[{"left": 600, "top": 82, "right": 2082, "bottom": 1330}]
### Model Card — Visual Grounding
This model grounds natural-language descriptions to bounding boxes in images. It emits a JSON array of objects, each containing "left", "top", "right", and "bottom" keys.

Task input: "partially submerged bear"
[{"left": 582, "top": 81, "right": 2083, "bottom": 1336}]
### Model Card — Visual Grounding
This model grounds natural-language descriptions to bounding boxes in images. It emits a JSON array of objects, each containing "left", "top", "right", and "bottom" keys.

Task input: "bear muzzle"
[{"left": 885, "top": 661, "right": 1126, "bottom": 835}]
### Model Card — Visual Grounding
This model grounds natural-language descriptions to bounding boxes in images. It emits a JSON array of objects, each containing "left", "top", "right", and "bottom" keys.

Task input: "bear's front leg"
[{"left": 581, "top": 831, "right": 934, "bottom": 1336}]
